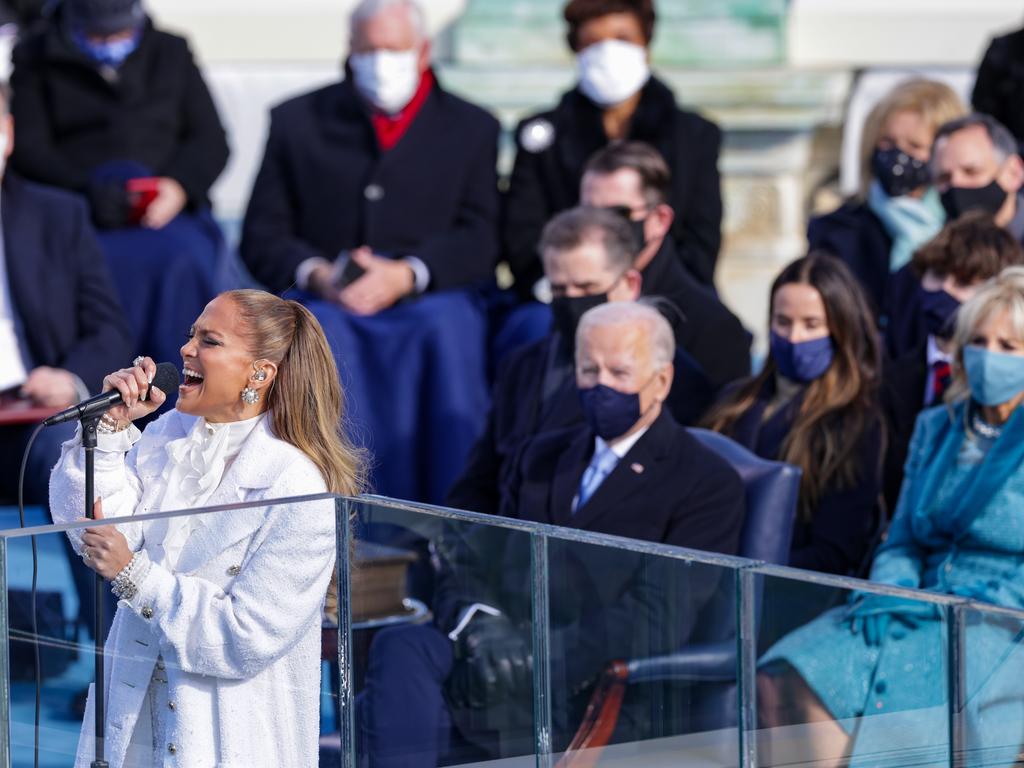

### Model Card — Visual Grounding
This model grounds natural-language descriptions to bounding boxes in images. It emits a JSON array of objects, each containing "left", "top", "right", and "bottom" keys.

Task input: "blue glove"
[{"left": 845, "top": 593, "right": 940, "bottom": 647}]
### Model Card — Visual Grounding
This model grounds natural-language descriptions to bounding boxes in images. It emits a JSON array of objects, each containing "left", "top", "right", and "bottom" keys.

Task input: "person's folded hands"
[{"left": 845, "top": 593, "right": 940, "bottom": 647}]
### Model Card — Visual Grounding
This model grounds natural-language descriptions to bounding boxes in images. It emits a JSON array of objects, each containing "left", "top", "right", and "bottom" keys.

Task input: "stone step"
[
  {"left": 438, "top": 64, "right": 852, "bottom": 132},
  {"left": 455, "top": 0, "right": 787, "bottom": 66}
]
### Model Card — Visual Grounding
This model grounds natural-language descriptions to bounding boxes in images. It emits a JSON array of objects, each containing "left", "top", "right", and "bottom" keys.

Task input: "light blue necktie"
[{"left": 575, "top": 443, "right": 619, "bottom": 512}]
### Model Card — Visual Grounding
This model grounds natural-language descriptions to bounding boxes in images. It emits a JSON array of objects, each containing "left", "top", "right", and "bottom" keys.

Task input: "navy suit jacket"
[
  {"left": 3, "top": 172, "right": 131, "bottom": 394},
  {"left": 241, "top": 74, "right": 500, "bottom": 294},
  {"left": 435, "top": 411, "right": 744, "bottom": 703}
]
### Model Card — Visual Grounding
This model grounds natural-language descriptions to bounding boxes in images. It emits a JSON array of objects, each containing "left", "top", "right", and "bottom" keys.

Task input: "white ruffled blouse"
[{"left": 97, "top": 413, "right": 266, "bottom": 570}]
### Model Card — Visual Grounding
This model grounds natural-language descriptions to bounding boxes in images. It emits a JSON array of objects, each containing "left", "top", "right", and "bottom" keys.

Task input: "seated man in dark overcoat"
[{"left": 356, "top": 301, "right": 745, "bottom": 766}]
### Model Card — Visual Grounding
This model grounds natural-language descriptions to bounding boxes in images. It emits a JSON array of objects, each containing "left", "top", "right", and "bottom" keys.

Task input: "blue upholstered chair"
[{"left": 560, "top": 429, "right": 801, "bottom": 762}]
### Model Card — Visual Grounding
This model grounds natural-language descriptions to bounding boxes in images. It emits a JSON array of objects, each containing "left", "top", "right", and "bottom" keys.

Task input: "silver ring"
[
  {"left": 133, "top": 356, "right": 145, "bottom": 367},
  {"left": 82, "top": 550, "right": 91, "bottom": 561}
]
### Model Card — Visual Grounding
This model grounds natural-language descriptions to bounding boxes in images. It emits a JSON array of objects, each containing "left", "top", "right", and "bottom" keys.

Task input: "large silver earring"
[{"left": 241, "top": 387, "right": 260, "bottom": 405}]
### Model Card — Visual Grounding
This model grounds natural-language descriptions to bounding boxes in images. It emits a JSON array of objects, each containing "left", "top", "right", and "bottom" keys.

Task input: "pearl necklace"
[{"left": 971, "top": 412, "right": 1003, "bottom": 440}]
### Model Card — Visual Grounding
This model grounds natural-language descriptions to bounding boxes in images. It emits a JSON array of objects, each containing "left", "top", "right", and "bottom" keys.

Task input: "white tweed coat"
[{"left": 49, "top": 409, "right": 336, "bottom": 767}]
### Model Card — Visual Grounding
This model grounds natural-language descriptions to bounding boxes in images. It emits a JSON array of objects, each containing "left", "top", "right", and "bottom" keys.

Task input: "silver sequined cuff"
[{"left": 111, "top": 550, "right": 152, "bottom": 602}]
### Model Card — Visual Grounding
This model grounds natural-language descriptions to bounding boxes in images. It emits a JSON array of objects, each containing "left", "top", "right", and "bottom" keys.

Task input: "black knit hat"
[{"left": 66, "top": 0, "right": 144, "bottom": 35}]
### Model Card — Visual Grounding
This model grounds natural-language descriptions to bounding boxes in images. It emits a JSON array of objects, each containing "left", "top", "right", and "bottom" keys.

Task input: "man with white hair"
[
  {"left": 241, "top": 0, "right": 500, "bottom": 309},
  {"left": 358, "top": 302, "right": 745, "bottom": 766},
  {"left": 503, "top": 301, "right": 744, "bottom": 539},
  {"left": 240, "top": 0, "right": 501, "bottom": 508}
]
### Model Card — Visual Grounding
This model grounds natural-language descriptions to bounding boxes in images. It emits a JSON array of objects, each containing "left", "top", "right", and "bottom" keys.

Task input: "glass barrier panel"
[
  {"left": 0, "top": 496, "right": 342, "bottom": 768},
  {"left": 544, "top": 536, "right": 741, "bottom": 768},
  {"left": 753, "top": 566, "right": 964, "bottom": 768},
  {"left": 348, "top": 499, "right": 541, "bottom": 767},
  {"left": 959, "top": 602, "right": 1024, "bottom": 767}
]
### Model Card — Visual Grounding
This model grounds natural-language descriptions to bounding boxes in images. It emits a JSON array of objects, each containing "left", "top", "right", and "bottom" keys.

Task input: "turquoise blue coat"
[{"left": 762, "top": 402, "right": 1024, "bottom": 766}]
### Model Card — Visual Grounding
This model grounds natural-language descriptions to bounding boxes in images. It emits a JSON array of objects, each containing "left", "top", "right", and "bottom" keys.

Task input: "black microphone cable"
[{"left": 17, "top": 422, "right": 44, "bottom": 768}]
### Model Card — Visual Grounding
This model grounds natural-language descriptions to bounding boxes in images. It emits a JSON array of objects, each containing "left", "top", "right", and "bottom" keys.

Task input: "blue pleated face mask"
[
  {"left": 770, "top": 331, "right": 835, "bottom": 383},
  {"left": 73, "top": 28, "right": 141, "bottom": 68},
  {"left": 578, "top": 383, "right": 641, "bottom": 441},
  {"left": 963, "top": 345, "right": 1024, "bottom": 406}
]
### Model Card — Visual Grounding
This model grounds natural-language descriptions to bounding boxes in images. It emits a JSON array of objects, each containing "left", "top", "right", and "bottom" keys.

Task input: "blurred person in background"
[
  {"left": 705, "top": 253, "right": 883, "bottom": 576},
  {"left": 448, "top": 204, "right": 730, "bottom": 517},
  {"left": 579, "top": 141, "right": 750, "bottom": 392},
  {"left": 242, "top": 0, "right": 498, "bottom": 310},
  {"left": 882, "top": 213, "right": 1024, "bottom": 513},
  {"left": 242, "top": 0, "right": 500, "bottom": 517},
  {"left": 759, "top": 267, "right": 1024, "bottom": 768},
  {"left": 9, "top": 0, "right": 230, "bottom": 369},
  {"left": 884, "top": 112, "right": 1024, "bottom": 357},
  {"left": 0, "top": 0, "right": 48, "bottom": 27},
  {"left": 359, "top": 301, "right": 744, "bottom": 767},
  {"left": 0, "top": 79, "right": 131, "bottom": 660},
  {"left": 446, "top": 206, "right": 643, "bottom": 516},
  {"left": 808, "top": 79, "right": 965, "bottom": 328},
  {"left": 503, "top": 0, "right": 722, "bottom": 296},
  {"left": 973, "top": 24, "right": 1024, "bottom": 151},
  {"left": 932, "top": 113, "right": 1024, "bottom": 235}
]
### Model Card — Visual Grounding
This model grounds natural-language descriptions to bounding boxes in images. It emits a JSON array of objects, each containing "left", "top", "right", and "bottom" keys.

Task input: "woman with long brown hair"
[
  {"left": 704, "top": 253, "right": 884, "bottom": 574},
  {"left": 49, "top": 289, "right": 364, "bottom": 766}
]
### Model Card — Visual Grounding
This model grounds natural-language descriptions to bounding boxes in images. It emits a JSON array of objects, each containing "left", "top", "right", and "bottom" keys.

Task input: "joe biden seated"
[{"left": 355, "top": 301, "right": 746, "bottom": 766}]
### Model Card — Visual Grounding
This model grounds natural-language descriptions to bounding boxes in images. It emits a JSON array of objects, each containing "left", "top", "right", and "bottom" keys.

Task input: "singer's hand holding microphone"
[
  {"left": 75, "top": 356, "right": 178, "bottom": 578},
  {"left": 102, "top": 355, "right": 167, "bottom": 426}
]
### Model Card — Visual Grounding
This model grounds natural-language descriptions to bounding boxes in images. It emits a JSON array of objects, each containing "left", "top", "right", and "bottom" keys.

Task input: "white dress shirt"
[
  {"left": 924, "top": 334, "right": 953, "bottom": 407},
  {"left": 571, "top": 425, "right": 651, "bottom": 512},
  {"left": 0, "top": 194, "right": 30, "bottom": 392}
]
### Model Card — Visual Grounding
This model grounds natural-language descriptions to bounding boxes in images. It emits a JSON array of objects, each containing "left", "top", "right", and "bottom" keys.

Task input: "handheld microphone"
[{"left": 42, "top": 362, "right": 180, "bottom": 427}]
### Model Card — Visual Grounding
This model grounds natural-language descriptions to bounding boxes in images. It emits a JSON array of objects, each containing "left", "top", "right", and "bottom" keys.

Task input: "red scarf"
[{"left": 369, "top": 69, "right": 435, "bottom": 152}]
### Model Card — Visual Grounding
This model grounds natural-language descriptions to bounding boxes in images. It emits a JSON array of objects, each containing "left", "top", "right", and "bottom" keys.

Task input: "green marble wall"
[{"left": 454, "top": 0, "right": 788, "bottom": 67}]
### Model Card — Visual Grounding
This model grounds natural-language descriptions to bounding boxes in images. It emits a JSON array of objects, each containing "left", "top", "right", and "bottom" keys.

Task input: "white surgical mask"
[
  {"left": 577, "top": 39, "right": 650, "bottom": 107},
  {"left": 349, "top": 49, "right": 421, "bottom": 115}
]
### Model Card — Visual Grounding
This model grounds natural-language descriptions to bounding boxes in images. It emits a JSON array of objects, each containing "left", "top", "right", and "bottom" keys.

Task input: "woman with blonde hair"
[
  {"left": 759, "top": 266, "right": 1024, "bottom": 766},
  {"left": 808, "top": 78, "right": 966, "bottom": 322},
  {"left": 49, "top": 289, "right": 364, "bottom": 766}
]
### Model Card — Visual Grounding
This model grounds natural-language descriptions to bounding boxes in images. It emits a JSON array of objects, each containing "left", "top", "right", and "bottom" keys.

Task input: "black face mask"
[
  {"left": 601, "top": 205, "right": 647, "bottom": 253},
  {"left": 871, "top": 146, "right": 932, "bottom": 197},
  {"left": 550, "top": 293, "right": 607, "bottom": 344},
  {"left": 631, "top": 217, "right": 648, "bottom": 252},
  {"left": 940, "top": 181, "right": 1008, "bottom": 220}
]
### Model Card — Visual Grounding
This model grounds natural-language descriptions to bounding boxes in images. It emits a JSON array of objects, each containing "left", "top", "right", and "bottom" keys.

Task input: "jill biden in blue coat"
[{"left": 761, "top": 267, "right": 1024, "bottom": 766}]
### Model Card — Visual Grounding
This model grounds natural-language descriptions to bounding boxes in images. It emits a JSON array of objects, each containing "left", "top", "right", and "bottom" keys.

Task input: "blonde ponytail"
[{"left": 223, "top": 289, "right": 366, "bottom": 495}]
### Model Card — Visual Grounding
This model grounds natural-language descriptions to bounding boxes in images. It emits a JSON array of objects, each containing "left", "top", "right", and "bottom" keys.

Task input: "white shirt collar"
[
  {"left": 926, "top": 335, "right": 953, "bottom": 367},
  {"left": 597, "top": 423, "right": 651, "bottom": 461}
]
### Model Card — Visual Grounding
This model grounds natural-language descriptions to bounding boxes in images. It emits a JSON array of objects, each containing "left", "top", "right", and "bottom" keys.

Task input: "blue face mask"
[
  {"left": 578, "top": 383, "right": 642, "bottom": 441},
  {"left": 73, "top": 29, "right": 141, "bottom": 67},
  {"left": 918, "top": 287, "right": 961, "bottom": 339},
  {"left": 770, "top": 331, "right": 835, "bottom": 383},
  {"left": 963, "top": 345, "right": 1024, "bottom": 406}
]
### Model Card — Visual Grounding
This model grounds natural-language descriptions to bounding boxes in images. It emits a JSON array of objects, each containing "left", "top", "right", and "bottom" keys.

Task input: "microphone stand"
[{"left": 81, "top": 413, "right": 109, "bottom": 768}]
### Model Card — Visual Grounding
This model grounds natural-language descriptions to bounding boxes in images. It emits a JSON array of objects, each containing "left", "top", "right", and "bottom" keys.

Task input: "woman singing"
[{"left": 50, "top": 289, "right": 364, "bottom": 766}]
